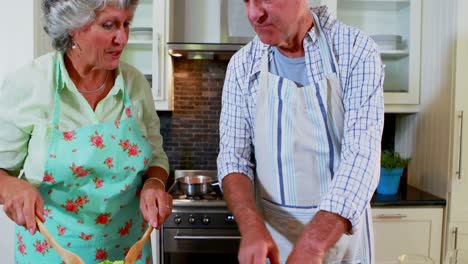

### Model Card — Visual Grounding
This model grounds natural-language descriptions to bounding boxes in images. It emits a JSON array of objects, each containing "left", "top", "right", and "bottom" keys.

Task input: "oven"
[{"left": 159, "top": 170, "right": 241, "bottom": 264}]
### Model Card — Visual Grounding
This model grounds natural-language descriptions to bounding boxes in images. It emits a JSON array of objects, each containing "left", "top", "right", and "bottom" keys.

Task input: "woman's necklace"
[{"left": 77, "top": 71, "right": 109, "bottom": 94}]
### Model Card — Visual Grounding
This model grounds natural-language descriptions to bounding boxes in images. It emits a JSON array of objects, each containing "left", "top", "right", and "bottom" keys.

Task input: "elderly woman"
[{"left": 0, "top": 0, "right": 171, "bottom": 263}]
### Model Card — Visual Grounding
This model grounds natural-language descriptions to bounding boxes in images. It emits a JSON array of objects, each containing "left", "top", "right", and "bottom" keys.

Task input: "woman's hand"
[
  {"left": 0, "top": 173, "right": 45, "bottom": 234},
  {"left": 139, "top": 178, "right": 173, "bottom": 229}
]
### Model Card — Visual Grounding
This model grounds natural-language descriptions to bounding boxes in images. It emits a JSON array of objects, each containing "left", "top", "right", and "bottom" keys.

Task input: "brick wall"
[{"left": 158, "top": 58, "right": 229, "bottom": 172}]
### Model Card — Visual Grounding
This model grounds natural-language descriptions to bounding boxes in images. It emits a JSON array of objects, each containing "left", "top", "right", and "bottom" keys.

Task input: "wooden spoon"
[
  {"left": 35, "top": 217, "right": 85, "bottom": 264},
  {"left": 124, "top": 225, "right": 154, "bottom": 264}
]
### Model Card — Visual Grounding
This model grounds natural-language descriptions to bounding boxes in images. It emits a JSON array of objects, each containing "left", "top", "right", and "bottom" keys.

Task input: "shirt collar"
[
  {"left": 55, "top": 51, "right": 124, "bottom": 96},
  {"left": 108, "top": 65, "right": 124, "bottom": 96},
  {"left": 55, "top": 52, "right": 72, "bottom": 91},
  {"left": 249, "top": 41, "right": 270, "bottom": 79}
]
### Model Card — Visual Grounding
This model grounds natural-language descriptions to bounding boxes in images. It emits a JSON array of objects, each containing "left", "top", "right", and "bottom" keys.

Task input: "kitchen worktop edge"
[{"left": 370, "top": 185, "right": 446, "bottom": 207}]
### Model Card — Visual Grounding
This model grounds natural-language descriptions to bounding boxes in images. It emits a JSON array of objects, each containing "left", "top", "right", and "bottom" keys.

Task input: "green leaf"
[{"left": 381, "top": 150, "right": 411, "bottom": 169}]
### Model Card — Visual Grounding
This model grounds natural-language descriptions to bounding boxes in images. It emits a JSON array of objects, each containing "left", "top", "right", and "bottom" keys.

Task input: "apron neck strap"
[
  {"left": 120, "top": 80, "right": 133, "bottom": 110},
  {"left": 52, "top": 57, "right": 62, "bottom": 127},
  {"left": 259, "top": 48, "right": 270, "bottom": 90},
  {"left": 311, "top": 12, "right": 339, "bottom": 77}
]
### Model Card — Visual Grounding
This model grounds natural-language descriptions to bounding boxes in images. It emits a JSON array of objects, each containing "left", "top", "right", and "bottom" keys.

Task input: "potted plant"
[{"left": 377, "top": 150, "right": 411, "bottom": 195}]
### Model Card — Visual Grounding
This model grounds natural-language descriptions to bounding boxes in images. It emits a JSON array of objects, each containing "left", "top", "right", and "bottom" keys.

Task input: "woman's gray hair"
[{"left": 42, "top": 0, "right": 139, "bottom": 51}]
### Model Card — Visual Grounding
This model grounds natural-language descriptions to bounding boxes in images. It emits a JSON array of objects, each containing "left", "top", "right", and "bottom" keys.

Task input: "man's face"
[{"left": 244, "top": 0, "right": 305, "bottom": 46}]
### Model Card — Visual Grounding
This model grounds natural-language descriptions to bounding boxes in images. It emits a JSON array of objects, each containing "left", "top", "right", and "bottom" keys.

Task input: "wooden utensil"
[
  {"left": 35, "top": 217, "right": 85, "bottom": 264},
  {"left": 124, "top": 225, "right": 154, "bottom": 264}
]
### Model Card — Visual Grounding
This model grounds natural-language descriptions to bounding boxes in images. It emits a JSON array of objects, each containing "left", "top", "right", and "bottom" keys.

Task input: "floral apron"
[
  {"left": 15, "top": 57, "right": 153, "bottom": 264},
  {"left": 254, "top": 12, "right": 373, "bottom": 263}
]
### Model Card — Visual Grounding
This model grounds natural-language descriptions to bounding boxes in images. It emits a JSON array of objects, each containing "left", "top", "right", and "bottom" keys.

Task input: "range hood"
[
  {"left": 167, "top": 42, "right": 247, "bottom": 60},
  {"left": 167, "top": 0, "right": 254, "bottom": 59}
]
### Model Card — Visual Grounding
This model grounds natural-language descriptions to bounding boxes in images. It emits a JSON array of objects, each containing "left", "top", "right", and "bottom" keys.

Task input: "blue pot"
[{"left": 377, "top": 168, "right": 404, "bottom": 195}]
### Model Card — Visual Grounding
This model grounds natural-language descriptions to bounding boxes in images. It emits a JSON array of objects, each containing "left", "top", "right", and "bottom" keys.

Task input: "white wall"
[
  {"left": 0, "top": 1, "right": 35, "bottom": 85},
  {"left": 0, "top": 206, "right": 14, "bottom": 262},
  {"left": 0, "top": 1, "right": 35, "bottom": 262}
]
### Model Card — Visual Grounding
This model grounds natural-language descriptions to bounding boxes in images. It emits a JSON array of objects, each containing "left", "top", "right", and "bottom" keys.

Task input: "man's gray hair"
[{"left": 42, "top": 0, "right": 139, "bottom": 52}]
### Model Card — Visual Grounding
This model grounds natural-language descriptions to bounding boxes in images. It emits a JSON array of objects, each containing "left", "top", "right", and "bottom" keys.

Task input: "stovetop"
[
  {"left": 164, "top": 170, "right": 237, "bottom": 229},
  {"left": 170, "top": 170, "right": 227, "bottom": 208}
]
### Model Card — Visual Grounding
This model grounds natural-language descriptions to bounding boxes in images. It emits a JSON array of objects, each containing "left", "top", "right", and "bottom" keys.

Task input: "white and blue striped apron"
[{"left": 254, "top": 13, "right": 373, "bottom": 263}]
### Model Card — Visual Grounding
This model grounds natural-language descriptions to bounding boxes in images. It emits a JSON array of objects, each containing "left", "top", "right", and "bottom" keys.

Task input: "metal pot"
[{"left": 178, "top": 175, "right": 218, "bottom": 197}]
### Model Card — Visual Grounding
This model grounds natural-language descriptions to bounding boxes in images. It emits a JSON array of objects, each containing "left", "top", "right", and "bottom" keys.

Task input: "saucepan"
[{"left": 178, "top": 175, "right": 219, "bottom": 197}]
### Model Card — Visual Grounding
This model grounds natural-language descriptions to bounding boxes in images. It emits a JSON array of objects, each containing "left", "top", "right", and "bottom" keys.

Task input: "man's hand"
[
  {"left": 286, "top": 210, "right": 351, "bottom": 264},
  {"left": 222, "top": 173, "right": 280, "bottom": 264},
  {"left": 0, "top": 171, "right": 45, "bottom": 235},
  {"left": 287, "top": 247, "right": 324, "bottom": 264},
  {"left": 238, "top": 217, "right": 280, "bottom": 264}
]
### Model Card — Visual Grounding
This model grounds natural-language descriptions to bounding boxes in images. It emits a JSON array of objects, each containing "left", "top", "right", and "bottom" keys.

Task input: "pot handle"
[{"left": 167, "top": 179, "right": 178, "bottom": 192}]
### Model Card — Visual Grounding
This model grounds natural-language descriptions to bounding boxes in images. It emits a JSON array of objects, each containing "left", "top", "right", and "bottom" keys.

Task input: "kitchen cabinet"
[
  {"left": 372, "top": 207, "right": 443, "bottom": 264},
  {"left": 395, "top": 0, "right": 467, "bottom": 263},
  {"left": 445, "top": 0, "right": 468, "bottom": 261},
  {"left": 309, "top": 0, "right": 422, "bottom": 113},
  {"left": 446, "top": 224, "right": 468, "bottom": 264},
  {"left": 120, "top": 0, "right": 173, "bottom": 110}
]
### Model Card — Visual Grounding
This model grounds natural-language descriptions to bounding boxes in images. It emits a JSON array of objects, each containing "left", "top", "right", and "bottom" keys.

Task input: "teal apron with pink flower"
[{"left": 15, "top": 57, "right": 153, "bottom": 264}]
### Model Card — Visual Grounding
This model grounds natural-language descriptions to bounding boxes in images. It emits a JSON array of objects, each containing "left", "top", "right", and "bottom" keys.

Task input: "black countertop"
[{"left": 371, "top": 185, "right": 446, "bottom": 207}]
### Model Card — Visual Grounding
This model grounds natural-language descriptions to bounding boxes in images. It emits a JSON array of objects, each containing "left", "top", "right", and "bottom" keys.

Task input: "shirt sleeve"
[
  {"left": 0, "top": 73, "right": 34, "bottom": 176},
  {"left": 217, "top": 56, "right": 255, "bottom": 186},
  {"left": 136, "top": 73, "right": 169, "bottom": 174},
  {"left": 318, "top": 34, "right": 385, "bottom": 231}
]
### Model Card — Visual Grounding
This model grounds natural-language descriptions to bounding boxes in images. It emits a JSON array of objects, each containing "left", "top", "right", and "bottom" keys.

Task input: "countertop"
[{"left": 371, "top": 185, "right": 446, "bottom": 207}]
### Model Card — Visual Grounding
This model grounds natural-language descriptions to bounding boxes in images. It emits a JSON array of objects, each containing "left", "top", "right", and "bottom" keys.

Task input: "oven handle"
[{"left": 174, "top": 235, "right": 242, "bottom": 240}]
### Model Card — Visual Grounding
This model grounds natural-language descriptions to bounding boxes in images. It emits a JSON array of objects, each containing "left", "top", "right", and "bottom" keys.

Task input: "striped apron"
[{"left": 254, "top": 12, "right": 372, "bottom": 264}]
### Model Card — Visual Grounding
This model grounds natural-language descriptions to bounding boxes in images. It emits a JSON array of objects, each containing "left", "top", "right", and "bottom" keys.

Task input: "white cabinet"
[
  {"left": 446, "top": 0, "right": 468, "bottom": 260},
  {"left": 372, "top": 207, "right": 443, "bottom": 264},
  {"left": 393, "top": 0, "right": 468, "bottom": 262},
  {"left": 310, "top": 0, "right": 422, "bottom": 113},
  {"left": 121, "top": 0, "right": 173, "bottom": 110},
  {"left": 446, "top": 224, "right": 468, "bottom": 264}
]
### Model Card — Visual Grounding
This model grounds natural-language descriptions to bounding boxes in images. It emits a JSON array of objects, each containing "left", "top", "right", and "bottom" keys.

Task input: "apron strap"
[
  {"left": 311, "top": 12, "right": 340, "bottom": 79},
  {"left": 52, "top": 56, "right": 62, "bottom": 128},
  {"left": 259, "top": 48, "right": 270, "bottom": 93},
  {"left": 121, "top": 80, "right": 135, "bottom": 112}
]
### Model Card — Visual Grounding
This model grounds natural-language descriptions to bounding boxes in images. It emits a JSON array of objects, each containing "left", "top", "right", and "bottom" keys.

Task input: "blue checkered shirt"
[{"left": 217, "top": 6, "right": 384, "bottom": 229}]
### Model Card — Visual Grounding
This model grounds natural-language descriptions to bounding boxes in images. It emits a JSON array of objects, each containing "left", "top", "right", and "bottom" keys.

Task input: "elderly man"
[{"left": 217, "top": 0, "right": 384, "bottom": 263}]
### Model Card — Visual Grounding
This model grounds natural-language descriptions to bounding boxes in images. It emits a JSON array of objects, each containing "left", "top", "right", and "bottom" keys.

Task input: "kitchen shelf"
[
  {"left": 121, "top": 0, "right": 174, "bottom": 110},
  {"left": 381, "top": 49, "right": 409, "bottom": 59},
  {"left": 338, "top": 0, "right": 410, "bottom": 10},
  {"left": 340, "top": 0, "right": 409, "bottom": 1},
  {"left": 334, "top": 0, "right": 421, "bottom": 109},
  {"left": 127, "top": 40, "right": 153, "bottom": 45}
]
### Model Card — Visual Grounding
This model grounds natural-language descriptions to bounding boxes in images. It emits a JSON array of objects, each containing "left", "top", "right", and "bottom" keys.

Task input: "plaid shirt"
[{"left": 217, "top": 6, "right": 384, "bottom": 229}]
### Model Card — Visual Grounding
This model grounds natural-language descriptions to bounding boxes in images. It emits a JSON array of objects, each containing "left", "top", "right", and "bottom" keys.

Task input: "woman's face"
[{"left": 71, "top": 5, "right": 134, "bottom": 70}]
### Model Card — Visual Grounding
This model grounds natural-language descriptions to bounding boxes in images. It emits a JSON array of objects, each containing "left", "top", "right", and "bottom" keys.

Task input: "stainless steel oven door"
[{"left": 161, "top": 228, "right": 241, "bottom": 264}]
